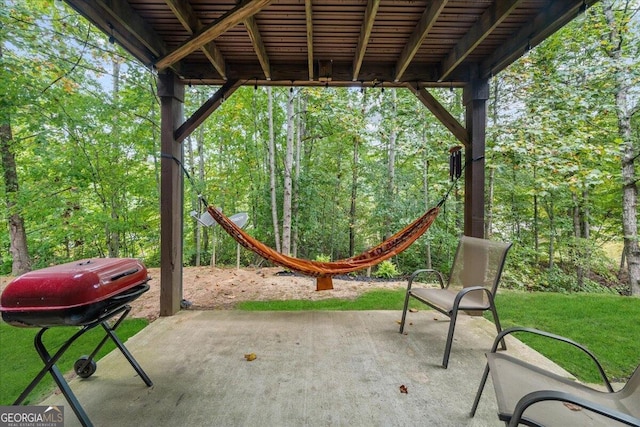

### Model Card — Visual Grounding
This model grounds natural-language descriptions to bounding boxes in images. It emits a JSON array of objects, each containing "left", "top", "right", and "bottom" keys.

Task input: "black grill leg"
[
  {"left": 100, "top": 313, "right": 153, "bottom": 387},
  {"left": 26, "top": 327, "right": 94, "bottom": 427}
]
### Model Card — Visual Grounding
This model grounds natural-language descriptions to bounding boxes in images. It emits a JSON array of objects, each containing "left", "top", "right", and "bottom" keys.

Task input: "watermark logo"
[{"left": 0, "top": 406, "right": 64, "bottom": 427}]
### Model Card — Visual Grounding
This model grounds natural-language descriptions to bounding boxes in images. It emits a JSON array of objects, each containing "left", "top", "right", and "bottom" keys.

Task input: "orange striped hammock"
[{"left": 207, "top": 205, "right": 439, "bottom": 290}]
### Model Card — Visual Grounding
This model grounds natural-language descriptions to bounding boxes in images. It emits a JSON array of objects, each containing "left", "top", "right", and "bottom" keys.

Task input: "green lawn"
[
  {"left": 492, "top": 292, "right": 640, "bottom": 383},
  {"left": 0, "top": 319, "right": 148, "bottom": 405}
]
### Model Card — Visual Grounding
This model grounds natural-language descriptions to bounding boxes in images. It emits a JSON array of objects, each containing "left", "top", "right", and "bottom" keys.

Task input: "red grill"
[{"left": 1, "top": 258, "right": 153, "bottom": 427}]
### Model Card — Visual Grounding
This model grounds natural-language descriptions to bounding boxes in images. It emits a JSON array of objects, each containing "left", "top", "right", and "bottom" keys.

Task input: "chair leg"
[
  {"left": 490, "top": 304, "right": 507, "bottom": 351},
  {"left": 442, "top": 309, "right": 458, "bottom": 369},
  {"left": 399, "top": 290, "right": 411, "bottom": 333},
  {"left": 470, "top": 363, "right": 491, "bottom": 417}
]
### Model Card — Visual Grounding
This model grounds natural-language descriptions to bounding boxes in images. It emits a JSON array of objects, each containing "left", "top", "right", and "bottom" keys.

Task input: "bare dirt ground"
[
  {"left": 0, "top": 267, "right": 407, "bottom": 323},
  {"left": 132, "top": 267, "right": 408, "bottom": 321}
]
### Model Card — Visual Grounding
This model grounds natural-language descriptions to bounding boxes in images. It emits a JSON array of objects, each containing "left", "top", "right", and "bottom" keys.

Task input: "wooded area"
[{"left": 1, "top": 1, "right": 639, "bottom": 295}]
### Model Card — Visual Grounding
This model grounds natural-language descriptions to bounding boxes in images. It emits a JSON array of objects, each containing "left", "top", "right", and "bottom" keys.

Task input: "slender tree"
[{"left": 601, "top": 0, "right": 640, "bottom": 295}]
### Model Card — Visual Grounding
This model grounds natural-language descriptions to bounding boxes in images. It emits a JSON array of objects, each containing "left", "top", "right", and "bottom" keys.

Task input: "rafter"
[
  {"left": 244, "top": 16, "right": 271, "bottom": 80},
  {"left": 394, "top": 0, "right": 448, "bottom": 82},
  {"left": 405, "top": 83, "right": 469, "bottom": 146},
  {"left": 305, "top": 0, "right": 314, "bottom": 81},
  {"left": 352, "top": 0, "right": 380, "bottom": 81},
  {"left": 156, "top": 0, "right": 272, "bottom": 70},
  {"left": 439, "top": 0, "right": 523, "bottom": 82},
  {"left": 480, "top": 0, "right": 597, "bottom": 78},
  {"left": 164, "top": 0, "right": 227, "bottom": 79}
]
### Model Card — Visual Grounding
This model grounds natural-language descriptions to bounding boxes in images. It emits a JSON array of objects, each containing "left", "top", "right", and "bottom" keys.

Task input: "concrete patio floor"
[{"left": 40, "top": 310, "right": 570, "bottom": 426}]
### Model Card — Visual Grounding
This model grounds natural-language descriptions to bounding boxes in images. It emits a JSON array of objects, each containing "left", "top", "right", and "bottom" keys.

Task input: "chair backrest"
[{"left": 447, "top": 236, "right": 512, "bottom": 296}]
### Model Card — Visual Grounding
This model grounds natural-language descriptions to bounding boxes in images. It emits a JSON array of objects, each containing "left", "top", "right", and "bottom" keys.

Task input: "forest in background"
[{"left": 1, "top": 1, "right": 639, "bottom": 295}]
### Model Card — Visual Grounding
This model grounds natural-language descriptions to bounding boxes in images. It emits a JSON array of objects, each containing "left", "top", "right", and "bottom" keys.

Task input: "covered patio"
[
  {"left": 61, "top": 0, "right": 600, "bottom": 316},
  {"left": 37, "top": 2, "right": 602, "bottom": 425},
  {"left": 40, "top": 310, "right": 571, "bottom": 426}
]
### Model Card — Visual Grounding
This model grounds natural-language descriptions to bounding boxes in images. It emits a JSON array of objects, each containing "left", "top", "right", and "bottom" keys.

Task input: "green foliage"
[
  {"left": 373, "top": 260, "right": 399, "bottom": 279},
  {"left": 0, "top": 318, "right": 148, "bottom": 405},
  {"left": 314, "top": 254, "right": 331, "bottom": 263}
]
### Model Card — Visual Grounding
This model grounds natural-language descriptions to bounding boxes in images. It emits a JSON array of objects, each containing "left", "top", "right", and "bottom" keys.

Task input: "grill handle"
[{"left": 110, "top": 268, "right": 140, "bottom": 281}]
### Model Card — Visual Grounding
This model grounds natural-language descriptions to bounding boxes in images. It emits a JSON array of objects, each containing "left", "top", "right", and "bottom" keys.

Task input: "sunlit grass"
[{"left": 0, "top": 319, "right": 148, "bottom": 405}]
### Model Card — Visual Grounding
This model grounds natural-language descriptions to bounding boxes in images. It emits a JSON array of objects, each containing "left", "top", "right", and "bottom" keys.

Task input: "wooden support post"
[
  {"left": 463, "top": 77, "right": 489, "bottom": 238},
  {"left": 316, "top": 276, "right": 334, "bottom": 291},
  {"left": 159, "top": 72, "right": 185, "bottom": 316}
]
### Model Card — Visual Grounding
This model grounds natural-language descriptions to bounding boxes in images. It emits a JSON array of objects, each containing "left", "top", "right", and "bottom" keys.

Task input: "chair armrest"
[
  {"left": 408, "top": 269, "right": 446, "bottom": 291},
  {"left": 491, "top": 327, "right": 613, "bottom": 392},
  {"left": 452, "top": 286, "right": 494, "bottom": 309},
  {"left": 508, "top": 390, "right": 640, "bottom": 427}
]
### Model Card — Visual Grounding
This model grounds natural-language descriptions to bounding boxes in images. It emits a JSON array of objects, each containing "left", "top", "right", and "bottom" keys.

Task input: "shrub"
[{"left": 374, "top": 260, "right": 399, "bottom": 279}]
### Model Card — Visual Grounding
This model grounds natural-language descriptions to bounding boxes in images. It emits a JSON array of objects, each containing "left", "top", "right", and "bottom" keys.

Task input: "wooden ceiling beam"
[
  {"left": 305, "top": 0, "right": 314, "bottom": 81},
  {"left": 439, "top": 0, "right": 523, "bottom": 82},
  {"left": 244, "top": 16, "right": 271, "bottom": 80},
  {"left": 394, "top": 0, "right": 448, "bottom": 82},
  {"left": 481, "top": 0, "right": 595, "bottom": 79},
  {"left": 164, "top": 0, "right": 227, "bottom": 80},
  {"left": 64, "top": 1, "right": 155, "bottom": 66},
  {"left": 405, "top": 83, "right": 469, "bottom": 146},
  {"left": 352, "top": 0, "right": 380, "bottom": 82},
  {"left": 181, "top": 62, "right": 444, "bottom": 86},
  {"left": 156, "top": 0, "right": 273, "bottom": 70},
  {"left": 175, "top": 80, "right": 242, "bottom": 143}
]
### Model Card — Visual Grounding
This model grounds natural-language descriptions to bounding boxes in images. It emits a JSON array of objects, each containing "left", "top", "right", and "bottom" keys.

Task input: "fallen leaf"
[
  {"left": 244, "top": 353, "right": 257, "bottom": 361},
  {"left": 396, "top": 320, "right": 402, "bottom": 324},
  {"left": 409, "top": 308, "right": 418, "bottom": 313},
  {"left": 563, "top": 402, "right": 582, "bottom": 411},
  {"left": 399, "top": 385, "right": 408, "bottom": 394}
]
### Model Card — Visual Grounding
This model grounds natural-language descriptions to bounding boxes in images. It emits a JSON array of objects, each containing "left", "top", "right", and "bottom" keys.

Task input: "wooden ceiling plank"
[
  {"left": 481, "top": 0, "right": 594, "bottom": 78},
  {"left": 64, "top": 1, "right": 156, "bottom": 65},
  {"left": 352, "top": 0, "right": 380, "bottom": 81},
  {"left": 175, "top": 80, "right": 242, "bottom": 143},
  {"left": 439, "top": 0, "right": 523, "bottom": 82},
  {"left": 244, "top": 16, "right": 272, "bottom": 80},
  {"left": 405, "top": 83, "right": 469, "bottom": 146},
  {"left": 164, "top": 0, "right": 227, "bottom": 79},
  {"left": 156, "top": 0, "right": 273, "bottom": 70},
  {"left": 95, "top": 0, "right": 167, "bottom": 58},
  {"left": 394, "top": 0, "right": 448, "bottom": 82},
  {"left": 305, "top": 0, "right": 314, "bottom": 80}
]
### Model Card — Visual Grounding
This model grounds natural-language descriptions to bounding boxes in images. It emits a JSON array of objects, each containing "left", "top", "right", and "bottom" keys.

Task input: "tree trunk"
[
  {"left": 281, "top": 88, "right": 295, "bottom": 256},
  {"left": 0, "top": 44, "right": 31, "bottom": 275},
  {"left": 546, "top": 198, "right": 555, "bottom": 269},
  {"left": 422, "top": 142, "right": 432, "bottom": 269},
  {"left": 267, "top": 87, "right": 281, "bottom": 253},
  {"left": 1, "top": 119, "right": 31, "bottom": 275},
  {"left": 292, "top": 92, "right": 304, "bottom": 257},
  {"left": 197, "top": 119, "right": 207, "bottom": 263},
  {"left": 349, "top": 89, "right": 365, "bottom": 257},
  {"left": 107, "top": 59, "right": 121, "bottom": 257},
  {"left": 385, "top": 89, "right": 397, "bottom": 240},
  {"left": 573, "top": 192, "right": 584, "bottom": 291},
  {"left": 602, "top": 0, "right": 640, "bottom": 296}
]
